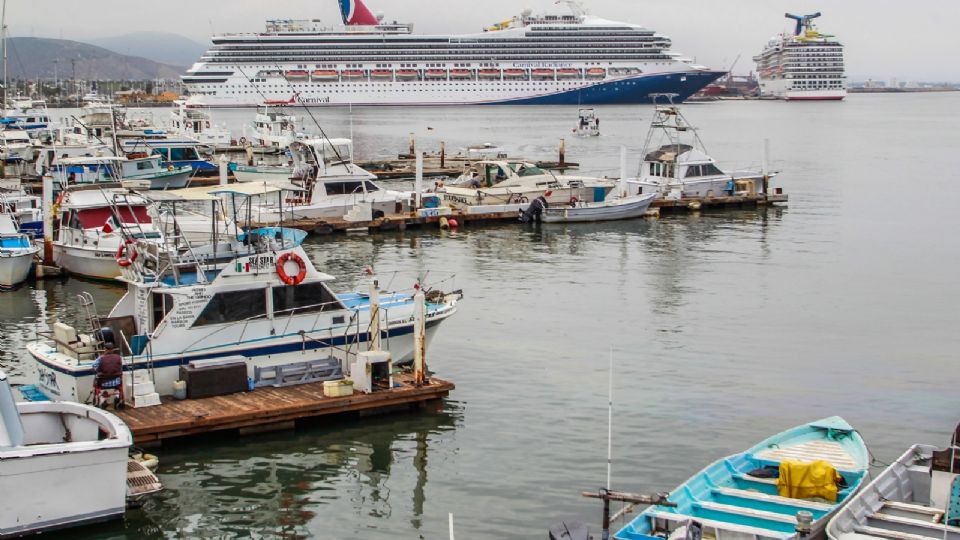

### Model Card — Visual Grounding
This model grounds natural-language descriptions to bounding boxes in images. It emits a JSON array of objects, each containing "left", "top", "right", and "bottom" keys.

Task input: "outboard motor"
[
  {"left": 548, "top": 521, "right": 591, "bottom": 540},
  {"left": 519, "top": 195, "right": 548, "bottom": 223}
]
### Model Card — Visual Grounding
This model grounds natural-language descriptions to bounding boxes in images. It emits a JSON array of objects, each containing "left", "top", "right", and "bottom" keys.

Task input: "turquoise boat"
[{"left": 615, "top": 417, "right": 869, "bottom": 540}]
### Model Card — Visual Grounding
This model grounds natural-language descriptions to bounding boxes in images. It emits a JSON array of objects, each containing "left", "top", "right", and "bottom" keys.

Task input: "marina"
[{"left": 0, "top": 0, "right": 956, "bottom": 536}]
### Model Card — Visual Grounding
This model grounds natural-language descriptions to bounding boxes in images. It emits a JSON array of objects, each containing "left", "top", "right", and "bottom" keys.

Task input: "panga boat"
[
  {"left": 535, "top": 192, "right": 656, "bottom": 223},
  {"left": 0, "top": 370, "right": 161, "bottom": 538},
  {"left": 614, "top": 417, "right": 869, "bottom": 540},
  {"left": 826, "top": 423, "right": 960, "bottom": 540}
]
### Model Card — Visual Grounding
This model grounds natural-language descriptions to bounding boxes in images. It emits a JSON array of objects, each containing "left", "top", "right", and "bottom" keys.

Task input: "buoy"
[
  {"left": 447, "top": 218, "right": 459, "bottom": 228},
  {"left": 687, "top": 200, "right": 702, "bottom": 211},
  {"left": 439, "top": 216, "right": 449, "bottom": 229}
]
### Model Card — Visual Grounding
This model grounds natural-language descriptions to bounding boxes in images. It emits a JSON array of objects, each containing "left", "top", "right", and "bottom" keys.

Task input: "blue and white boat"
[
  {"left": 119, "top": 136, "right": 216, "bottom": 174},
  {"left": 615, "top": 417, "right": 869, "bottom": 540},
  {"left": 27, "top": 216, "right": 461, "bottom": 403},
  {"left": 0, "top": 212, "right": 39, "bottom": 289}
]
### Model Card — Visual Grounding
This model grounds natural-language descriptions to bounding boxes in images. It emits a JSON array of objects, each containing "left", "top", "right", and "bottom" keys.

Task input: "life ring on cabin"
[
  {"left": 115, "top": 239, "right": 138, "bottom": 267},
  {"left": 239, "top": 136, "right": 247, "bottom": 145},
  {"left": 276, "top": 252, "right": 306, "bottom": 285},
  {"left": 167, "top": 165, "right": 175, "bottom": 171},
  {"left": 205, "top": 121, "right": 211, "bottom": 128},
  {"left": 569, "top": 196, "right": 579, "bottom": 207}
]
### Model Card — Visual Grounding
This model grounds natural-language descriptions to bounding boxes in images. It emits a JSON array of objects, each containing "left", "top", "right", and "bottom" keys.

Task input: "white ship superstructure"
[
  {"left": 754, "top": 12, "right": 846, "bottom": 101},
  {"left": 183, "top": 0, "right": 723, "bottom": 107}
]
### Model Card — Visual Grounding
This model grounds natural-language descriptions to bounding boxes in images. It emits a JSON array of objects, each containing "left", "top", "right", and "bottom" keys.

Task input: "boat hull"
[
  {"left": 0, "top": 249, "right": 38, "bottom": 289},
  {"left": 52, "top": 244, "right": 121, "bottom": 280}
]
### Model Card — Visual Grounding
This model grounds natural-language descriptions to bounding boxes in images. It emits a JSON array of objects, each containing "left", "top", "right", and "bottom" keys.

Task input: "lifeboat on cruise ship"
[
  {"left": 371, "top": 70, "right": 393, "bottom": 79},
  {"left": 532, "top": 68, "right": 555, "bottom": 79},
  {"left": 312, "top": 70, "right": 338, "bottom": 81},
  {"left": 341, "top": 70, "right": 365, "bottom": 80},
  {"left": 285, "top": 70, "right": 309, "bottom": 80},
  {"left": 556, "top": 68, "right": 580, "bottom": 78},
  {"left": 424, "top": 69, "right": 448, "bottom": 79},
  {"left": 478, "top": 69, "right": 502, "bottom": 79},
  {"left": 586, "top": 68, "right": 607, "bottom": 79},
  {"left": 449, "top": 69, "right": 473, "bottom": 79},
  {"left": 503, "top": 69, "right": 527, "bottom": 79},
  {"left": 396, "top": 70, "right": 418, "bottom": 80}
]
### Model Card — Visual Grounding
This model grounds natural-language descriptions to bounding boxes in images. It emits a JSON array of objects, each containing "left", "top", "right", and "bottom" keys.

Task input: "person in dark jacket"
[{"left": 93, "top": 343, "right": 123, "bottom": 389}]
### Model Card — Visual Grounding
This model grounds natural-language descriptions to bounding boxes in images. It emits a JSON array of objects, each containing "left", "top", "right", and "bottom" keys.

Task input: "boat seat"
[
  {"left": 869, "top": 512, "right": 960, "bottom": 535},
  {"left": 735, "top": 473, "right": 778, "bottom": 485},
  {"left": 712, "top": 487, "right": 834, "bottom": 511},
  {"left": 754, "top": 441, "right": 859, "bottom": 471},
  {"left": 646, "top": 510, "right": 792, "bottom": 540},
  {"left": 880, "top": 501, "right": 944, "bottom": 522},
  {"left": 695, "top": 501, "right": 798, "bottom": 524},
  {"left": 853, "top": 525, "right": 946, "bottom": 540}
]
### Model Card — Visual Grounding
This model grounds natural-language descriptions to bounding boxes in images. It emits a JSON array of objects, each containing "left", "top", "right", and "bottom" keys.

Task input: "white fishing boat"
[
  {"left": 168, "top": 99, "right": 232, "bottom": 150},
  {"left": 118, "top": 154, "right": 192, "bottom": 190},
  {"left": 0, "top": 128, "right": 33, "bottom": 164},
  {"left": 0, "top": 188, "right": 42, "bottom": 238},
  {"left": 0, "top": 370, "right": 161, "bottom": 538},
  {"left": 826, "top": 424, "right": 960, "bottom": 540},
  {"left": 27, "top": 213, "right": 462, "bottom": 404},
  {"left": 573, "top": 108, "right": 600, "bottom": 137},
  {"left": 0, "top": 213, "right": 38, "bottom": 289},
  {"left": 252, "top": 138, "right": 412, "bottom": 222},
  {"left": 52, "top": 185, "right": 163, "bottom": 280},
  {"left": 441, "top": 160, "right": 615, "bottom": 209},
  {"left": 535, "top": 192, "right": 656, "bottom": 223},
  {"left": 627, "top": 102, "right": 777, "bottom": 200},
  {"left": 243, "top": 105, "right": 309, "bottom": 150}
]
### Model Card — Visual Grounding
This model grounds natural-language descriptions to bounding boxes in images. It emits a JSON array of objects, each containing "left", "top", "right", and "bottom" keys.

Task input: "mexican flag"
[{"left": 102, "top": 214, "right": 121, "bottom": 234}]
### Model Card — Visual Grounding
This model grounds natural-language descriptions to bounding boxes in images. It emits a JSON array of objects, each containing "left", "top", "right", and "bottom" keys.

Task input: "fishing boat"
[
  {"left": 573, "top": 108, "right": 600, "bottom": 137},
  {"left": 27, "top": 198, "right": 462, "bottom": 403},
  {"left": 441, "top": 160, "right": 615, "bottom": 209},
  {"left": 0, "top": 188, "right": 42, "bottom": 238},
  {"left": 0, "top": 212, "right": 38, "bottom": 289},
  {"left": 627, "top": 102, "right": 777, "bottom": 200},
  {"left": 613, "top": 417, "right": 869, "bottom": 540},
  {"left": 118, "top": 136, "right": 216, "bottom": 174},
  {"left": 119, "top": 154, "right": 192, "bottom": 190},
  {"left": 168, "top": 100, "right": 232, "bottom": 150},
  {"left": 0, "top": 370, "right": 161, "bottom": 538},
  {"left": 244, "top": 105, "right": 308, "bottom": 150},
  {"left": 534, "top": 192, "right": 656, "bottom": 223},
  {"left": 826, "top": 423, "right": 960, "bottom": 540}
]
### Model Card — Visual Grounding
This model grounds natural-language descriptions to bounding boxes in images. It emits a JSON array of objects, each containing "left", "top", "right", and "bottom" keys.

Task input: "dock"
[
  {"left": 256, "top": 192, "right": 788, "bottom": 235},
  {"left": 115, "top": 373, "right": 454, "bottom": 444}
]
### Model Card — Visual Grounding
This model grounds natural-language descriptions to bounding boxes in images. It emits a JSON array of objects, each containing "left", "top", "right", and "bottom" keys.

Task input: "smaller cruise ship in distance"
[
  {"left": 183, "top": 0, "right": 724, "bottom": 107},
  {"left": 753, "top": 12, "right": 846, "bottom": 101}
]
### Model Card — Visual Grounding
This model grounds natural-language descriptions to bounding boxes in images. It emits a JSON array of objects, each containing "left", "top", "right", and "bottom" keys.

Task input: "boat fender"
[
  {"left": 447, "top": 218, "right": 459, "bottom": 229},
  {"left": 439, "top": 217, "right": 449, "bottom": 230},
  {"left": 168, "top": 165, "right": 175, "bottom": 171},
  {"left": 276, "top": 252, "right": 306, "bottom": 285},
  {"left": 115, "top": 239, "right": 138, "bottom": 267}
]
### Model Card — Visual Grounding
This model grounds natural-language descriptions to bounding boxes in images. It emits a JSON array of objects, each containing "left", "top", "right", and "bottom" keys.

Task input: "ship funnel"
[
  {"left": 339, "top": 0, "right": 379, "bottom": 26},
  {"left": 784, "top": 12, "right": 822, "bottom": 35}
]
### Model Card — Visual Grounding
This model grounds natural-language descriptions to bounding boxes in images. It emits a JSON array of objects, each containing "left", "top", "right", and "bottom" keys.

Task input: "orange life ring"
[
  {"left": 569, "top": 196, "right": 579, "bottom": 207},
  {"left": 276, "top": 252, "right": 306, "bottom": 285},
  {"left": 115, "top": 239, "right": 138, "bottom": 267},
  {"left": 239, "top": 136, "right": 247, "bottom": 145}
]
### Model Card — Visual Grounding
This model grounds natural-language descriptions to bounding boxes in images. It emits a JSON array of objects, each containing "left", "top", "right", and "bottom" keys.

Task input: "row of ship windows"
[
  {"left": 198, "top": 82, "right": 597, "bottom": 91},
  {"left": 214, "top": 41, "right": 670, "bottom": 50}
]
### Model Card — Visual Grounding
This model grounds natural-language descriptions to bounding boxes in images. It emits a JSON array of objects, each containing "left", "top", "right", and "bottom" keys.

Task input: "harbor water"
[{"left": 2, "top": 93, "right": 959, "bottom": 538}]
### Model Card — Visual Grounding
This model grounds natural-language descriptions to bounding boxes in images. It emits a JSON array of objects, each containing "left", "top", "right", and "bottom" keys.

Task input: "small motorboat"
[
  {"left": 535, "top": 192, "right": 656, "bottom": 223},
  {"left": 0, "top": 370, "right": 162, "bottom": 538},
  {"left": 613, "top": 417, "right": 869, "bottom": 540},
  {"left": 0, "top": 212, "right": 38, "bottom": 289},
  {"left": 573, "top": 108, "right": 600, "bottom": 137},
  {"left": 827, "top": 423, "right": 960, "bottom": 540}
]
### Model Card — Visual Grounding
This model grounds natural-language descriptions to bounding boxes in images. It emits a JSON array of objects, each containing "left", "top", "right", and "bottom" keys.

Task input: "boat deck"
[{"left": 115, "top": 373, "right": 454, "bottom": 444}]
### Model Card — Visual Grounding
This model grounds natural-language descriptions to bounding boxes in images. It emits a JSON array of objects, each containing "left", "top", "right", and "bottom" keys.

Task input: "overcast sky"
[{"left": 8, "top": 0, "right": 960, "bottom": 82}]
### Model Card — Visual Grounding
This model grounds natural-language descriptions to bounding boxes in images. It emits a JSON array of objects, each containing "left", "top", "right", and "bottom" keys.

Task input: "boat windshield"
[
  {"left": 516, "top": 165, "right": 546, "bottom": 177},
  {"left": 364, "top": 181, "right": 379, "bottom": 192},
  {"left": 76, "top": 206, "right": 152, "bottom": 228}
]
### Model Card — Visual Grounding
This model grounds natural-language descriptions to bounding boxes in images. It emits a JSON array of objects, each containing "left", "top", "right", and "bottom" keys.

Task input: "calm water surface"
[{"left": 3, "top": 94, "right": 959, "bottom": 538}]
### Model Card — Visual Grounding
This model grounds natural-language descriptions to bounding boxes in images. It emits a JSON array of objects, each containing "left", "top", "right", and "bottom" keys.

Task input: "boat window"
[
  {"left": 151, "top": 292, "right": 174, "bottom": 330},
  {"left": 169, "top": 147, "right": 199, "bottom": 161},
  {"left": 517, "top": 165, "right": 546, "bottom": 177},
  {"left": 272, "top": 282, "right": 346, "bottom": 316},
  {"left": 324, "top": 181, "right": 364, "bottom": 195},
  {"left": 136, "top": 160, "right": 153, "bottom": 171},
  {"left": 194, "top": 289, "right": 268, "bottom": 326},
  {"left": 701, "top": 163, "right": 723, "bottom": 176},
  {"left": 363, "top": 181, "right": 380, "bottom": 192},
  {"left": 76, "top": 206, "right": 152, "bottom": 228},
  {"left": 685, "top": 165, "right": 702, "bottom": 178}
]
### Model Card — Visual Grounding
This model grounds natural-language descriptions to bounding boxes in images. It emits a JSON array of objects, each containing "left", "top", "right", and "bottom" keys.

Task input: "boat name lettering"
[
  {"left": 298, "top": 96, "right": 331, "bottom": 104},
  {"left": 512, "top": 62, "right": 572, "bottom": 68},
  {"left": 247, "top": 256, "right": 276, "bottom": 270},
  {"left": 442, "top": 194, "right": 470, "bottom": 205}
]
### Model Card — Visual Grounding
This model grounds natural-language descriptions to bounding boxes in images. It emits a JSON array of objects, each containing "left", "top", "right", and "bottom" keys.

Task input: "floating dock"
[
  {"left": 115, "top": 373, "right": 454, "bottom": 444},
  {"left": 256, "top": 192, "right": 788, "bottom": 235}
]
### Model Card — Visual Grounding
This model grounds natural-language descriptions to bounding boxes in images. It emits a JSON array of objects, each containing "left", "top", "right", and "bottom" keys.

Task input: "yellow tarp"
[{"left": 777, "top": 460, "right": 840, "bottom": 502}]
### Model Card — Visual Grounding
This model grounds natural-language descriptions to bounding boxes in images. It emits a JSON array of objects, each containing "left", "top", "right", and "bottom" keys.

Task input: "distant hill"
[
  {"left": 5, "top": 37, "right": 184, "bottom": 80},
  {"left": 89, "top": 32, "right": 208, "bottom": 67}
]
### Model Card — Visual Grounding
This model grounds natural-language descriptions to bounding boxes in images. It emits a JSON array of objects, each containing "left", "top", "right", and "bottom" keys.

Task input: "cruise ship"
[
  {"left": 183, "top": 0, "right": 724, "bottom": 107},
  {"left": 753, "top": 12, "right": 846, "bottom": 101}
]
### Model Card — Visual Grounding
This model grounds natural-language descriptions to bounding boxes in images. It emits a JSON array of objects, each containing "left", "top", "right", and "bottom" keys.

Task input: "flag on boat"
[
  {"left": 102, "top": 214, "right": 121, "bottom": 233},
  {"left": 339, "top": 0, "right": 378, "bottom": 25}
]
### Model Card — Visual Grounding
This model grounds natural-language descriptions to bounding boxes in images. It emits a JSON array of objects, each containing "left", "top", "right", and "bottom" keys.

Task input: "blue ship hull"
[{"left": 490, "top": 70, "right": 725, "bottom": 105}]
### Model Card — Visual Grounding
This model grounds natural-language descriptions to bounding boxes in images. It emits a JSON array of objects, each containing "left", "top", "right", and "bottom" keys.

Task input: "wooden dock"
[
  {"left": 115, "top": 373, "right": 454, "bottom": 444},
  {"left": 258, "top": 192, "right": 788, "bottom": 235}
]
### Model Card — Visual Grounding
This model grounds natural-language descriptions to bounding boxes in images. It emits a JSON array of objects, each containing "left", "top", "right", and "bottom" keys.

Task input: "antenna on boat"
[{"left": 606, "top": 347, "right": 613, "bottom": 492}]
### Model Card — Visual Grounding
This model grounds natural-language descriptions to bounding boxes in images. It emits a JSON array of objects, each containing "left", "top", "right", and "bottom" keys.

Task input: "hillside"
[
  {"left": 89, "top": 31, "right": 207, "bottom": 67},
  {"left": 5, "top": 37, "right": 184, "bottom": 80}
]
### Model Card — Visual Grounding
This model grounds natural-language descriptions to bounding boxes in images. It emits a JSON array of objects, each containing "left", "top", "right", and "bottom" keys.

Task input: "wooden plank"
[{"left": 116, "top": 376, "right": 454, "bottom": 444}]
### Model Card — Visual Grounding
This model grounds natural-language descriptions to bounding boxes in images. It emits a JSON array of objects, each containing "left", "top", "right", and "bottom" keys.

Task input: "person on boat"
[{"left": 93, "top": 343, "right": 123, "bottom": 392}]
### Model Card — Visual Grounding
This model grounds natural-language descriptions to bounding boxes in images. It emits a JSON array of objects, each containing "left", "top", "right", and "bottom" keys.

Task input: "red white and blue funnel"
[{"left": 339, "top": 0, "right": 378, "bottom": 25}]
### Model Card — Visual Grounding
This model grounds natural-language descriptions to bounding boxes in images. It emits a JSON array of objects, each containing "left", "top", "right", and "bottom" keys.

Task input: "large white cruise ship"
[
  {"left": 183, "top": 0, "right": 724, "bottom": 107},
  {"left": 753, "top": 12, "right": 846, "bottom": 101}
]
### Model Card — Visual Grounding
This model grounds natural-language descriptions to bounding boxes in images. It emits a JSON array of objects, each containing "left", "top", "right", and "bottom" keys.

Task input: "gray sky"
[{"left": 9, "top": 0, "right": 960, "bottom": 82}]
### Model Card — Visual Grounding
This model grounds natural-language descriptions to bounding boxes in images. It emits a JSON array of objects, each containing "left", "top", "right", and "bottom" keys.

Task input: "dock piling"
[
  {"left": 559, "top": 138, "right": 566, "bottom": 166},
  {"left": 369, "top": 279, "right": 381, "bottom": 351},
  {"left": 218, "top": 154, "right": 229, "bottom": 186},
  {"left": 414, "top": 152, "right": 424, "bottom": 209},
  {"left": 413, "top": 289, "right": 426, "bottom": 386},
  {"left": 41, "top": 174, "right": 53, "bottom": 265},
  {"left": 440, "top": 141, "right": 445, "bottom": 168}
]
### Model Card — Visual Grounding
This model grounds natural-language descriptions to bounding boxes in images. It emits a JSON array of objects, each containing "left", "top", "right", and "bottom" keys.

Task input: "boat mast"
[{"left": 1, "top": 0, "right": 7, "bottom": 107}]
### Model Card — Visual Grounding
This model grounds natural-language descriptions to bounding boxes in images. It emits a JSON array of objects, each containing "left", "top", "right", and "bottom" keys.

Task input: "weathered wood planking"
[{"left": 116, "top": 374, "right": 454, "bottom": 444}]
